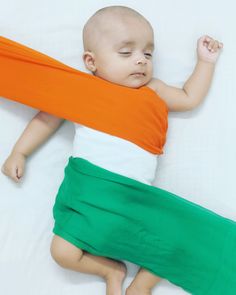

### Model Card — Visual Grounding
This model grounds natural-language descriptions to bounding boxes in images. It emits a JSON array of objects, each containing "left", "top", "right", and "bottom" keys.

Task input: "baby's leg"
[
  {"left": 126, "top": 267, "right": 162, "bottom": 295},
  {"left": 50, "top": 235, "right": 127, "bottom": 295}
]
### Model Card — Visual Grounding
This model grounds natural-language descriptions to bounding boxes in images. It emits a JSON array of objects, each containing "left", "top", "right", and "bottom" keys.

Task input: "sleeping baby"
[{"left": 1, "top": 5, "right": 223, "bottom": 295}]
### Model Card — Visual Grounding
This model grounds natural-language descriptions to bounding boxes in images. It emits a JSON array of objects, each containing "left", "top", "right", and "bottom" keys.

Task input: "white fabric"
[
  {"left": 0, "top": 1, "right": 236, "bottom": 295},
  {"left": 72, "top": 123, "right": 158, "bottom": 185}
]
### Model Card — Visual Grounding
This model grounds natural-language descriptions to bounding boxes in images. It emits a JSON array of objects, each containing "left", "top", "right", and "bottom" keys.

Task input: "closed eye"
[
  {"left": 118, "top": 52, "right": 153, "bottom": 58},
  {"left": 144, "top": 53, "right": 152, "bottom": 57}
]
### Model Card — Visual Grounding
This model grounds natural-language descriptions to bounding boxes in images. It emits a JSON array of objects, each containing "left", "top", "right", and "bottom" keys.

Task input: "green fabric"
[{"left": 53, "top": 156, "right": 236, "bottom": 294}]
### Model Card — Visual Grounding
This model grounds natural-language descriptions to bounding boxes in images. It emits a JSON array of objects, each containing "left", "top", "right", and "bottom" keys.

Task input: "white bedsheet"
[{"left": 0, "top": 1, "right": 235, "bottom": 294}]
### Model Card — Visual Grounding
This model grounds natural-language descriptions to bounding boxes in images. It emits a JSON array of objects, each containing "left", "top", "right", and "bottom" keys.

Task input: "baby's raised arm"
[
  {"left": 149, "top": 35, "right": 223, "bottom": 112},
  {"left": 1, "top": 112, "right": 64, "bottom": 182}
]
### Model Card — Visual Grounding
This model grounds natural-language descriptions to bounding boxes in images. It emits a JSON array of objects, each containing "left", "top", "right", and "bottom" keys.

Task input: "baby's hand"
[
  {"left": 197, "top": 35, "right": 223, "bottom": 64},
  {"left": 1, "top": 151, "right": 26, "bottom": 183}
]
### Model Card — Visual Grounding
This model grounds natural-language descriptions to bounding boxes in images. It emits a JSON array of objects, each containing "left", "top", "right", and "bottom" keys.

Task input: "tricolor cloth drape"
[{"left": 1, "top": 36, "right": 236, "bottom": 295}]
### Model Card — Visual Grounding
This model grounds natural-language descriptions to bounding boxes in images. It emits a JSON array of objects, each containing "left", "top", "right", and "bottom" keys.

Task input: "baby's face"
[{"left": 84, "top": 17, "right": 154, "bottom": 88}]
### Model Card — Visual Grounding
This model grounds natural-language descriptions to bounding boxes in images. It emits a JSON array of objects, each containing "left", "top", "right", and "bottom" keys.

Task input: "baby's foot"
[{"left": 105, "top": 261, "right": 127, "bottom": 295}]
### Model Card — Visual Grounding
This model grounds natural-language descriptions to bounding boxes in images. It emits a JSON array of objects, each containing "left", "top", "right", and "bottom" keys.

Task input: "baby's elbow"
[
  {"left": 179, "top": 94, "right": 201, "bottom": 111},
  {"left": 186, "top": 98, "right": 202, "bottom": 111}
]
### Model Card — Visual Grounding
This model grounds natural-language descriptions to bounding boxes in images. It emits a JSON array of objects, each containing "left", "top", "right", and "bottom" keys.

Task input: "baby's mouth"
[{"left": 131, "top": 72, "right": 146, "bottom": 77}]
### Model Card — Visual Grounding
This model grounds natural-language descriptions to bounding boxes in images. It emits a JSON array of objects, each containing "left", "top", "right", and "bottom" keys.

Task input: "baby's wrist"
[
  {"left": 11, "top": 149, "right": 27, "bottom": 158},
  {"left": 197, "top": 58, "right": 216, "bottom": 67}
]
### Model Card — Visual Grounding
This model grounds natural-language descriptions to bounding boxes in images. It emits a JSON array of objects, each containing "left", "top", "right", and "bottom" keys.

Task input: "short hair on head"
[{"left": 82, "top": 5, "right": 152, "bottom": 51}]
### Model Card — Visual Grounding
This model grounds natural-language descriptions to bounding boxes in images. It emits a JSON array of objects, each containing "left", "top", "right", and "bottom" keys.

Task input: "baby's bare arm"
[
  {"left": 11, "top": 111, "right": 64, "bottom": 157},
  {"left": 1, "top": 112, "right": 64, "bottom": 182},
  {"left": 153, "top": 60, "right": 215, "bottom": 112},
  {"left": 150, "top": 35, "right": 223, "bottom": 112}
]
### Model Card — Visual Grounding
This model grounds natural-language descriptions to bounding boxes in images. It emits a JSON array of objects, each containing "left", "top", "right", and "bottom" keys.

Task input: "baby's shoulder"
[
  {"left": 146, "top": 78, "right": 168, "bottom": 95},
  {"left": 146, "top": 78, "right": 166, "bottom": 94}
]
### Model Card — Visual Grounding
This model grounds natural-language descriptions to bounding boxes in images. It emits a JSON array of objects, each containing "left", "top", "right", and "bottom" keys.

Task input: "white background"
[{"left": 0, "top": 0, "right": 235, "bottom": 294}]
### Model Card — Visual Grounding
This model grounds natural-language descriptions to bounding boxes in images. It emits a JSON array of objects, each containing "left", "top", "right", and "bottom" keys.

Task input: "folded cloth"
[
  {"left": 0, "top": 35, "right": 168, "bottom": 155},
  {"left": 53, "top": 156, "right": 236, "bottom": 295}
]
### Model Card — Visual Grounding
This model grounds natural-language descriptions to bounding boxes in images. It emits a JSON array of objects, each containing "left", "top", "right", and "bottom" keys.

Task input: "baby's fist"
[
  {"left": 197, "top": 35, "right": 223, "bottom": 64},
  {"left": 1, "top": 151, "right": 26, "bottom": 183}
]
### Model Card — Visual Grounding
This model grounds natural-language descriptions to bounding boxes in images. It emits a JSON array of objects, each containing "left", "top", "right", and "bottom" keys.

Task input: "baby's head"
[{"left": 82, "top": 6, "right": 154, "bottom": 88}]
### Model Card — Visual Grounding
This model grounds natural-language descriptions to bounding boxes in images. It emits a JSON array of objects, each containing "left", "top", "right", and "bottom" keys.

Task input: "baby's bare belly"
[{"left": 72, "top": 123, "right": 158, "bottom": 185}]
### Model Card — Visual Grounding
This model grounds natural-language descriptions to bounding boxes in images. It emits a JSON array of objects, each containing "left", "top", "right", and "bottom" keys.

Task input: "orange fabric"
[{"left": 0, "top": 36, "right": 168, "bottom": 155}]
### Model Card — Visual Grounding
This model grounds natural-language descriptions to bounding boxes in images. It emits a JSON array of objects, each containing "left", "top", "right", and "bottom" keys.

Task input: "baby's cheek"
[{"left": 146, "top": 70, "right": 153, "bottom": 81}]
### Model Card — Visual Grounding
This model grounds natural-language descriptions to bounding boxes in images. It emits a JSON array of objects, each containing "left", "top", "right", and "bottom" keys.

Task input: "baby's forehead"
[
  {"left": 113, "top": 39, "right": 155, "bottom": 50},
  {"left": 83, "top": 7, "right": 154, "bottom": 51},
  {"left": 104, "top": 22, "right": 155, "bottom": 51},
  {"left": 102, "top": 16, "right": 153, "bottom": 40}
]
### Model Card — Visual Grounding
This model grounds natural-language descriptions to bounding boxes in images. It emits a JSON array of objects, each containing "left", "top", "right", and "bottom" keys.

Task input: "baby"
[{"left": 1, "top": 5, "right": 223, "bottom": 295}]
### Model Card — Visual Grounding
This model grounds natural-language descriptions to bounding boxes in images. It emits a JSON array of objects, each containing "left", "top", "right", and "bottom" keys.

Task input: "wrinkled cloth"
[
  {"left": 53, "top": 157, "right": 236, "bottom": 295},
  {"left": 0, "top": 35, "right": 168, "bottom": 155}
]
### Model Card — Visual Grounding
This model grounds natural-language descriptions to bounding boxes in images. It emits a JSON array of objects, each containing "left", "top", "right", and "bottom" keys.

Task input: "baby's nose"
[{"left": 136, "top": 56, "right": 147, "bottom": 65}]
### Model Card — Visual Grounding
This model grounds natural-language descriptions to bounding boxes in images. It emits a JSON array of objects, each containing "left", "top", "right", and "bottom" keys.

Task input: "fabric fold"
[
  {"left": 0, "top": 35, "right": 168, "bottom": 155},
  {"left": 53, "top": 156, "right": 236, "bottom": 295}
]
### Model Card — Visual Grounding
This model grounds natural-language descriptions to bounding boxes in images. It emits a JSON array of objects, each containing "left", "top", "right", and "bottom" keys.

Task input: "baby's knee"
[{"left": 50, "top": 234, "right": 83, "bottom": 268}]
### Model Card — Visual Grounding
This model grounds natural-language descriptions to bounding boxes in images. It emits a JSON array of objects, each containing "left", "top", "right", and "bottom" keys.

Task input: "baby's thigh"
[{"left": 50, "top": 234, "right": 83, "bottom": 266}]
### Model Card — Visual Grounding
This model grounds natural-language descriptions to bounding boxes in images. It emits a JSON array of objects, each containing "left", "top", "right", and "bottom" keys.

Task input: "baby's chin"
[
  {"left": 111, "top": 78, "right": 151, "bottom": 89},
  {"left": 94, "top": 74, "right": 151, "bottom": 89},
  {"left": 123, "top": 74, "right": 152, "bottom": 89},
  {"left": 122, "top": 79, "right": 151, "bottom": 89}
]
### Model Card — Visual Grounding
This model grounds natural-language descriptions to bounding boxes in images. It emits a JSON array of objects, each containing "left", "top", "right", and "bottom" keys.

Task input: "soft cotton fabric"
[
  {"left": 53, "top": 157, "right": 236, "bottom": 295},
  {"left": 1, "top": 35, "right": 236, "bottom": 295},
  {"left": 0, "top": 35, "right": 168, "bottom": 155},
  {"left": 72, "top": 123, "right": 158, "bottom": 184}
]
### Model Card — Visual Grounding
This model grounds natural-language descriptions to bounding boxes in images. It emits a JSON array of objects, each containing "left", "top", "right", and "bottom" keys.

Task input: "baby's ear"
[{"left": 82, "top": 51, "right": 96, "bottom": 72}]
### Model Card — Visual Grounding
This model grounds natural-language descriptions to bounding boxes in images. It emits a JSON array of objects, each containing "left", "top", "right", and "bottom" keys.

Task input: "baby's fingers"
[
  {"left": 11, "top": 166, "right": 22, "bottom": 182},
  {"left": 1, "top": 165, "right": 21, "bottom": 182},
  {"left": 207, "top": 39, "right": 215, "bottom": 51},
  {"left": 1, "top": 165, "right": 5, "bottom": 174},
  {"left": 7, "top": 167, "right": 19, "bottom": 182},
  {"left": 1, "top": 165, "right": 9, "bottom": 176},
  {"left": 211, "top": 41, "right": 223, "bottom": 52},
  {"left": 210, "top": 42, "right": 219, "bottom": 52},
  {"left": 16, "top": 166, "right": 23, "bottom": 179}
]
